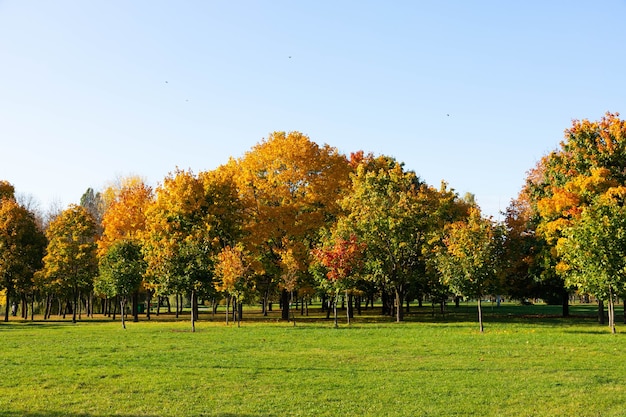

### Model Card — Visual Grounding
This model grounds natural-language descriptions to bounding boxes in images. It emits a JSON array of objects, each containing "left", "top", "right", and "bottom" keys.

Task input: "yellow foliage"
[
  {"left": 234, "top": 131, "right": 351, "bottom": 278},
  {"left": 98, "top": 178, "right": 153, "bottom": 255},
  {"left": 214, "top": 245, "right": 246, "bottom": 294}
]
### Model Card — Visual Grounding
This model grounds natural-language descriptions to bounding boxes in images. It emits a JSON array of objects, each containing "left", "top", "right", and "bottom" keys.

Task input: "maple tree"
[
  {"left": 96, "top": 177, "right": 153, "bottom": 320},
  {"left": 0, "top": 196, "right": 46, "bottom": 321},
  {"left": 97, "top": 239, "right": 146, "bottom": 329},
  {"left": 311, "top": 233, "right": 365, "bottom": 327},
  {"left": 558, "top": 187, "right": 626, "bottom": 333},
  {"left": 524, "top": 112, "right": 626, "bottom": 315},
  {"left": 338, "top": 155, "right": 440, "bottom": 322},
  {"left": 143, "top": 166, "right": 242, "bottom": 331},
  {"left": 436, "top": 208, "right": 505, "bottom": 332},
  {"left": 214, "top": 244, "right": 249, "bottom": 326},
  {"left": 98, "top": 177, "right": 153, "bottom": 251},
  {"left": 143, "top": 169, "right": 210, "bottom": 331},
  {"left": 234, "top": 131, "right": 351, "bottom": 319},
  {"left": 38, "top": 205, "right": 98, "bottom": 323}
]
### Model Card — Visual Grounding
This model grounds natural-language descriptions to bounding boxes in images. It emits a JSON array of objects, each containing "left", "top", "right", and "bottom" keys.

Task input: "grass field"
[{"left": 1, "top": 303, "right": 625, "bottom": 417}]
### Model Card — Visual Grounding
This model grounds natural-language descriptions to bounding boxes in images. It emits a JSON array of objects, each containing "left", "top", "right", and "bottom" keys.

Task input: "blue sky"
[{"left": 1, "top": 1, "right": 624, "bottom": 218}]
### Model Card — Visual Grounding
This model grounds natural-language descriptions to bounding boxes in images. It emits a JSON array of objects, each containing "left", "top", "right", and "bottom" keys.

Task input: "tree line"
[{"left": 2, "top": 115, "right": 625, "bottom": 332}]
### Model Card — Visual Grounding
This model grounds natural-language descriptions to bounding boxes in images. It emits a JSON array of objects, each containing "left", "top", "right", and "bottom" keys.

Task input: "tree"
[
  {"left": 39, "top": 205, "right": 98, "bottom": 323},
  {"left": 97, "top": 240, "right": 146, "bottom": 329},
  {"left": 98, "top": 177, "right": 152, "bottom": 252},
  {"left": 338, "top": 156, "right": 437, "bottom": 322},
  {"left": 98, "top": 177, "right": 153, "bottom": 321},
  {"left": 0, "top": 197, "right": 46, "bottom": 321},
  {"left": 80, "top": 187, "right": 105, "bottom": 236},
  {"left": 436, "top": 208, "right": 505, "bottom": 333},
  {"left": 214, "top": 244, "right": 249, "bottom": 326},
  {"left": 558, "top": 187, "right": 626, "bottom": 333},
  {"left": 524, "top": 112, "right": 626, "bottom": 316},
  {"left": 311, "top": 233, "right": 365, "bottom": 327},
  {"left": 143, "top": 167, "right": 241, "bottom": 331},
  {"left": 234, "top": 132, "right": 351, "bottom": 320},
  {"left": 0, "top": 181, "right": 15, "bottom": 201}
]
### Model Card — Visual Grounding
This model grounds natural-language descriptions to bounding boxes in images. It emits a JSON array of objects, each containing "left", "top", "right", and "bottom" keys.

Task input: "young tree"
[
  {"left": 214, "top": 244, "right": 249, "bottom": 327},
  {"left": 97, "top": 240, "right": 146, "bottom": 329},
  {"left": 436, "top": 208, "right": 505, "bottom": 333},
  {"left": 311, "top": 234, "right": 365, "bottom": 327},
  {"left": 0, "top": 197, "right": 46, "bottom": 321},
  {"left": 39, "top": 205, "right": 98, "bottom": 323}
]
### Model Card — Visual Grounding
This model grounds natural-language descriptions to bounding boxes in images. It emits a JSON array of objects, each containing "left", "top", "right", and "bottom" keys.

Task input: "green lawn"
[{"left": 1, "top": 303, "right": 625, "bottom": 416}]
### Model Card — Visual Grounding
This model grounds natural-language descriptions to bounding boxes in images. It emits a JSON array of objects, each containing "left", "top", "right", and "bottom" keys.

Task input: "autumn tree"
[
  {"left": 143, "top": 166, "right": 242, "bottom": 331},
  {"left": 97, "top": 240, "right": 146, "bottom": 329},
  {"left": 39, "top": 205, "right": 98, "bottom": 323},
  {"left": 311, "top": 233, "right": 365, "bottom": 327},
  {"left": 0, "top": 181, "right": 15, "bottom": 201},
  {"left": 436, "top": 208, "right": 505, "bottom": 333},
  {"left": 501, "top": 192, "right": 545, "bottom": 302},
  {"left": 338, "top": 156, "right": 440, "bottom": 322},
  {"left": 97, "top": 177, "right": 153, "bottom": 320},
  {"left": 525, "top": 112, "right": 626, "bottom": 316},
  {"left": 234, "top": 132, "right": 351, "bottom": 319},
  {"left": 558, "top": 187, "right": 626, "bottom": 333},
  {"left": 0, "top": 196, "right": 46, "bottom": 321},
  {"left": 214, "top": 244, "right": 249, "bottom": 326}
]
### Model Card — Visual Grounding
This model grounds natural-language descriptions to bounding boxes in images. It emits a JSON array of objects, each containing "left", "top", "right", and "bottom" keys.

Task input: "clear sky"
[{"left": 1, "top": 1, "right": 624, "bottom": 219}]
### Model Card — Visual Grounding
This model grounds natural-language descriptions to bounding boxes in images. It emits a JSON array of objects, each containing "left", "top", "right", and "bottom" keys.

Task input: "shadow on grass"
[
  {"left": 0, "top": 413, "right": 270, "bottom": 417},
  {"left": 0, "top": 303, "right": 616, "bottom": 330}
]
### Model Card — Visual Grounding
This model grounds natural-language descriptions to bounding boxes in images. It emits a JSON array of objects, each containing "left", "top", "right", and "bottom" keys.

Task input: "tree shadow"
[{"left": 0, "top": 413, "right": 270, "bottom": 417}]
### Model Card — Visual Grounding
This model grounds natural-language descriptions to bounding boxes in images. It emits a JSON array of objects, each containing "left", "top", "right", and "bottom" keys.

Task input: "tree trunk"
[
  {"left": 121, "top": 297, "right": 126, "bottom": 329},
  {"left": 333, "top": 294, "right": 338, "bottom": 329},
  {"left": 146, "top": 291, "right": 151, "bottom": 320},
  {"left": 477, "top": 298, "right": 484, "bottom": 333},
  {"left": 598, "top": 299, "right": 605, "bottom": 325},
  {"left": 226, "top": 296, "right": 230, "bottom": 325},
  {"left": 175, "top": 294, "right": 179, "bottom": 319},
  {"left": 290, "top": 292, "right": 296, "bottom": 327},
  {"left": 326, "top": 296, "right": 331, "bottom": 319},
  {"left": 608, "top": 287, "right": 616, "bottom": 334},
  {"left": 237, "top": 299, "right": 242, "bottom": 328},
  {"left": 132, "top": 291, "right": 139, "bottom": 323},
  {"left": 3, "top": 287, "right": 9, "bottom": 322},
  {"left": 190, "top": 289, "right": 196, "bottom": 333},
  {"left": 562, "top": 289, "right": 570, "bottom": 317},
  {"left": 346, "top": 290, "right": 351, "bottom": 325},
  {"left": 281, "top": 289, "right": 290, "bottom": 320},
  {"left": 72, "top": 289, "right": 78, "bottom": 324},
  {"left": 44, "top": 294, "right": 51, "bottom": 320},
  {"left": 395, "top": 288, "right": 404, "bottom": 322}
]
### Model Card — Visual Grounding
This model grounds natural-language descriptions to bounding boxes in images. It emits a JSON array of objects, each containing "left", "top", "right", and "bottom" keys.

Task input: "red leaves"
[{"left": 312, "top": 235, "right": 365, "bottom": 281}]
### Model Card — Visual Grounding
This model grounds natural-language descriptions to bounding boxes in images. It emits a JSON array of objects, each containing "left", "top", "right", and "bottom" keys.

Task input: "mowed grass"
[{"left": 1, "top": 304, "right": 626, "bottom": 417}]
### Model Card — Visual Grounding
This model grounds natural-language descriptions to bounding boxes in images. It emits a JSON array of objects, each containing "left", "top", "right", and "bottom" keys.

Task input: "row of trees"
[{"left": 3, "top": 114, "right": 625, "bottom": 332}]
